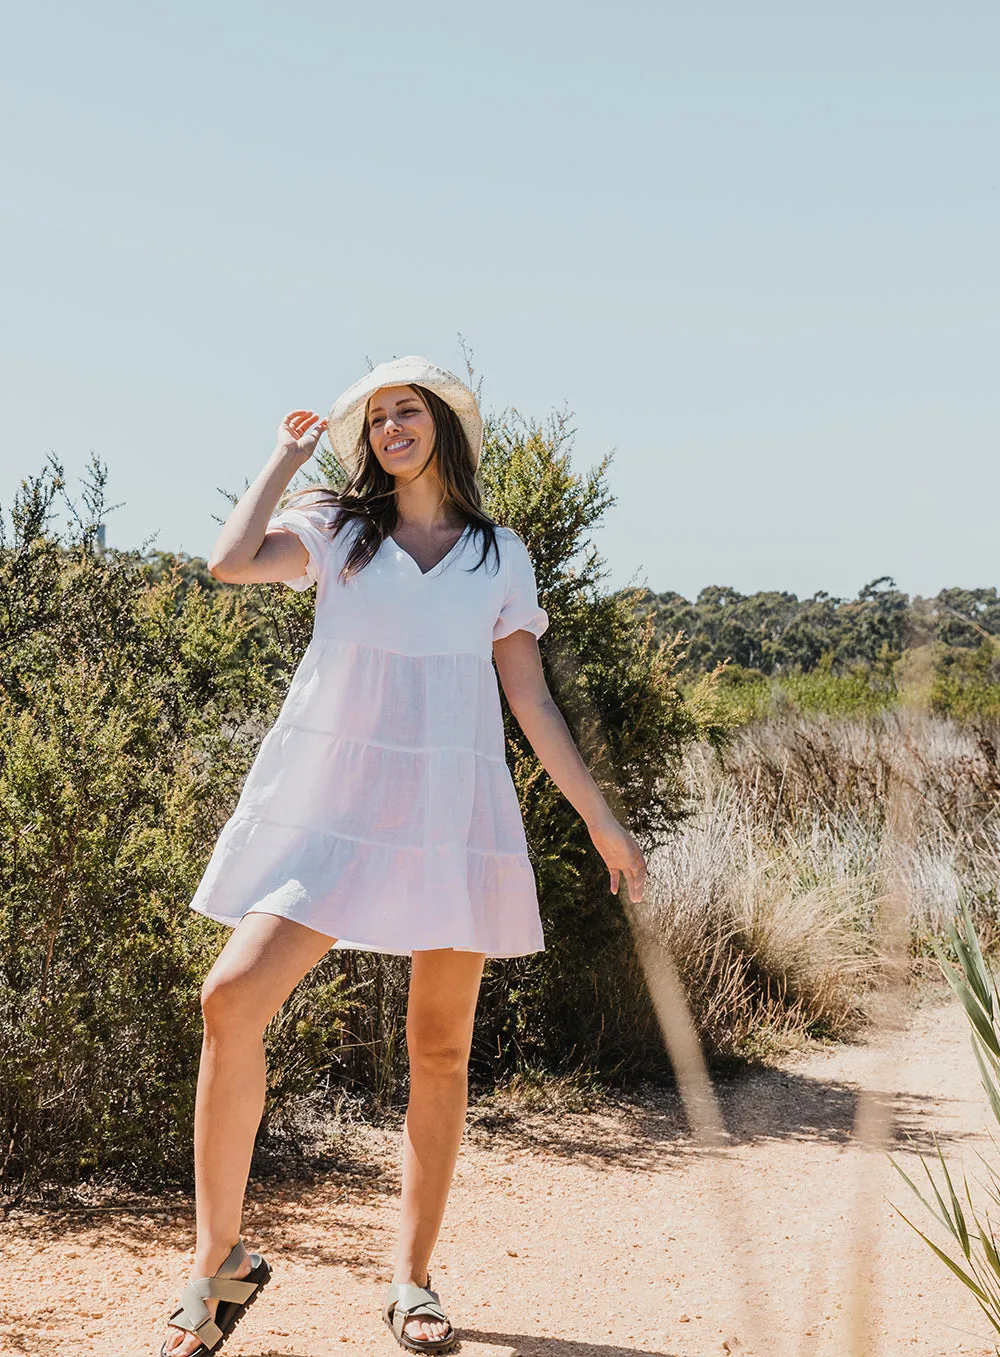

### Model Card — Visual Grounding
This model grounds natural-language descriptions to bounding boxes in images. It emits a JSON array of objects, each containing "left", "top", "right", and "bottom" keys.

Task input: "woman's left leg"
[{"left": 391, "top": 947, "right": 487, "bottom": 1346}]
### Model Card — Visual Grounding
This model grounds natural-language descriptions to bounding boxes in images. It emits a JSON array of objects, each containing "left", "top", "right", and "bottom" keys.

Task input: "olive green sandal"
[
  {"left": 382, "top": 1275, "right": 457, "bottom": 1353},
  {"left": 159, "top": 1241, "right": 271, "bottom": 1357}
]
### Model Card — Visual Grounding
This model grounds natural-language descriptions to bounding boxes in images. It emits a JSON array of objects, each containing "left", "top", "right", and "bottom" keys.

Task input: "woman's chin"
[{"left": 381, "top": 457, "right": 425, "bottom": 479}]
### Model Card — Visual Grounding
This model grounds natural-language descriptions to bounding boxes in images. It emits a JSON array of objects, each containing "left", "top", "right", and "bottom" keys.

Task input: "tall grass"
[{"left": 644, "top": 709, "right": 1000, "bottom": 1061}]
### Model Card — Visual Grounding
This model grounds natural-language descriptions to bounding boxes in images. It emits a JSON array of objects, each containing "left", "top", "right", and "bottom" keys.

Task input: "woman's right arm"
[{"left": 208, "top": 410, "right": 327, "bottom": 584}]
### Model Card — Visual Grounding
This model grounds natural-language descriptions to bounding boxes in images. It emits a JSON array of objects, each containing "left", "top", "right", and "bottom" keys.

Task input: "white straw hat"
[{"left": 326, "top": 356, "right": 484, "bottom": 474}]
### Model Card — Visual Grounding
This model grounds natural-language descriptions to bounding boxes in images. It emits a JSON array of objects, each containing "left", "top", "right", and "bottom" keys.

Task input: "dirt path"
[{"left": 2, "top": 990, "right": 998, "bottom": 1356}]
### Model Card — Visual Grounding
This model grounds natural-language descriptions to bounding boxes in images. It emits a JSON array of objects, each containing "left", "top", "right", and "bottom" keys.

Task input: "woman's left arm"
[{"left": 493, "top": 629, "right": 648, "bottom": 903}]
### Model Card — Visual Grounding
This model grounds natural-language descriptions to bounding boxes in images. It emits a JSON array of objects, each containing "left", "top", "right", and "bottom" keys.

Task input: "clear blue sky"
[{"left": 2, "top": 1, "right": 997, "bottom": 602}]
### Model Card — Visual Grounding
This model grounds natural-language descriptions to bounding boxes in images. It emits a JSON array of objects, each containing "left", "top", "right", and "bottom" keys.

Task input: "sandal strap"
[
  {"left": 167, "top": 1294, "right": 224, "bottom": 1351},
  {"left": 185, "top": 1276, "right": 260, "bottom": 1306},
  {"left": 385, "top": 1283, "right": 451, "bottom": 1342},
  {"left": 166, "top": 1240, "right": 259, "bottom": 1346},
  {"left": 215, "top": 1241, "right": 248, "bottom": 1276}
]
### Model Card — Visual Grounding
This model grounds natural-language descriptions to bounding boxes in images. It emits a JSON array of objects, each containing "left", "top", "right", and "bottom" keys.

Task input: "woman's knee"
[
  {"left": 200, "top": 965, "right": 267, "bottom": 1037},
  {"left": 406, "top": 1027, "right": 471, "bottom": 1078}
]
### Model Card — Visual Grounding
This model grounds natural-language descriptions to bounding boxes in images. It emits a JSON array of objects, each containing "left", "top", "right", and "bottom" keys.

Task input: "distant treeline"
[
  {"left": 636, "top": 579, "right": 1000, "bottom": 677},
  {"left": 147, "top": 552, "right": 1000, "bottom": 694}
]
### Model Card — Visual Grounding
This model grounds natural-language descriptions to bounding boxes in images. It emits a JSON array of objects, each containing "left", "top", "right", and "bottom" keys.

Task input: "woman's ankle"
[
  {"left": 192, "top": 1237, "right": 246, "bottom": 1276},
  {"left": 391, "top": 1269, "right": 431, "bottom": 1288}
]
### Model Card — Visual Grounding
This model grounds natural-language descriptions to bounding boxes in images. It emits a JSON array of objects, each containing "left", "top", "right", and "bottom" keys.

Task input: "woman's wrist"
[{"left": 269, "top": 443, "right": 309, "bottom": 469}]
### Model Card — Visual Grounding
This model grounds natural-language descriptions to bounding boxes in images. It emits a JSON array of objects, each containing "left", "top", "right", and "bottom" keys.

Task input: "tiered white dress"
[{"left": 188, "top": 501, "right": 550, "bottom": 957}]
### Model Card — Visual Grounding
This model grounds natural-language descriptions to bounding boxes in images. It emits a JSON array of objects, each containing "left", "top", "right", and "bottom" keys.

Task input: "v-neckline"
[{"left": 386, "top": 524, "right": 471, "bottom": 578}]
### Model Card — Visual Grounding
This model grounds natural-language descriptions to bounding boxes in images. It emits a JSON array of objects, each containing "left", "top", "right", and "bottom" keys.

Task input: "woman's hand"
[
  {"left": 277, "top": 409, "right": 328, "bottom": 467},
  {"left": 587, "top": 813, "right": 648, "bottom": 902}
]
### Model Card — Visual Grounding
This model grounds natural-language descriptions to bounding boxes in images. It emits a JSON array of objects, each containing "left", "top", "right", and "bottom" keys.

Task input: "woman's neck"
[{"left": 393, "top": 475, "right": 465, "bottom": 533}]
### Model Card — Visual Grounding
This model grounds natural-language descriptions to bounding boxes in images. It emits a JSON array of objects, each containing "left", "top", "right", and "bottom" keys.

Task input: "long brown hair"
[{"left": 283, "top": 383, "right": 500, "bottom": 583}]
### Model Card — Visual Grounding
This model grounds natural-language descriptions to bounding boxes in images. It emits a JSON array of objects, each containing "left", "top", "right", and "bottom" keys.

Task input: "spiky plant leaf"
[
  {"left": 937, "top": 1139, "right": 972, "bottom": 1257},
  {"left": 891, "top": 1206, "right": 994, "bottom": 1307},
  {"left": 932, "top": 937, "right": 999, "bottom": 1056}
]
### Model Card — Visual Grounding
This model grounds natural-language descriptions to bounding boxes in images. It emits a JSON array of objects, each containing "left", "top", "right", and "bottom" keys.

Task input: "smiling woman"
[{"left": 159, "top": 355, "right": 647, "bottom": 1357}]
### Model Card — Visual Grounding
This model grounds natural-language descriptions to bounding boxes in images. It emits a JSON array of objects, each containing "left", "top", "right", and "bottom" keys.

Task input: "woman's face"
[{"left": 366, "top": 385, "right": 436, "bottom": 476}]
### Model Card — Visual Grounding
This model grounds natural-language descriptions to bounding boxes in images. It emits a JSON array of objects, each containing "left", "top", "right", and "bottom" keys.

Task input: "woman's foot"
[
  {"left": 392, "top": 1274, "right": 452, "bottom": 1346},
  {"left": 161, "top": 1248, "right": 254, "bottom": 1356}
]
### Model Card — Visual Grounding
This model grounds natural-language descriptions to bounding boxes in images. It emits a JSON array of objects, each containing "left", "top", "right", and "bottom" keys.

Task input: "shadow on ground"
[
  {"left": 0, "top": 1165, "right": 391, "bottom": 1275},
  {"left": 458, "top": 1335, "right": 677, "bottom": 1356},
  {"left": 465, "top": 1063, "right": 976, "bottom": 1173}
]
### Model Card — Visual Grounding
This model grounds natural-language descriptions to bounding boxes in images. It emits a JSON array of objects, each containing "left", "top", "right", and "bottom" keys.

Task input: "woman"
[{"left": 160, "top": 356, "right": 647, "bottom": 1355}]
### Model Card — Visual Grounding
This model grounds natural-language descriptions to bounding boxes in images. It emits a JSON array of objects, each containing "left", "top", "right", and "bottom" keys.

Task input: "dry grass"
[{"left": 641, "top": 710, "right": 1000, "bottom": 1062}]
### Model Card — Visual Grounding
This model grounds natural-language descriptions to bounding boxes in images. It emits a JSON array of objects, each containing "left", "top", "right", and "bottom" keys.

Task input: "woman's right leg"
[{"left": 163, "top": 913, "right": 336, "bottom": 1357}]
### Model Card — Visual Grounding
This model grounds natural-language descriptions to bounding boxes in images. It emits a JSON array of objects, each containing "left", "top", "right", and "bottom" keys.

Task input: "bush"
[
  {"left": 931, "top": 638, "right": 1000, "bottom": 725},
  {"left": 698, "top": 660, "right": 899, "bottom": 727},
  {"left": 0, "top": 460, "right": 352, "bottom": 1195},
  {"left": 648, "top": 743, "right": 885, "bottom": 1061},
  {"left": 893, "top": 898, "right": 1000, "bottom": 1338}
]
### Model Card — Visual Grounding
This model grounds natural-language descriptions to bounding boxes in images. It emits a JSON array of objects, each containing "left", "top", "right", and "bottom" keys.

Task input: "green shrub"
[
  {"left": 689, "top": 660, "right": 898, "bottom": 729},
  {"left": 0, "top": 460, "right": 351, "bottom": 1194},
  {"left": 774, "top": 665, "right": 899, "bottom": 718},
  {"left": 931, "top": 639, "right": 1000, "bottom": 725}
]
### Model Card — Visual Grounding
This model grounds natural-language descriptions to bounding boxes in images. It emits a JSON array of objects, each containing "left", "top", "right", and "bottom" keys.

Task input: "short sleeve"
[
  {"left": 267, "top": 497, "right": 341, "bottom": 591},
  {"left": 492, "top": 532, "right": 549, "bottom": 641}
]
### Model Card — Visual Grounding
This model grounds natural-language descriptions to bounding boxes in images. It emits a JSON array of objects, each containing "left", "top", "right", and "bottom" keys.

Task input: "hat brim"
[{"left": 326, "top": 356, "right": 483, "bottom": 475}]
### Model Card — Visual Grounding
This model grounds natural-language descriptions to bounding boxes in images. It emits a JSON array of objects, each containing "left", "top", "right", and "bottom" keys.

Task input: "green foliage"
[
  {"left": 935, "top": 589, "right": 1000, "bottom": 649},
  {"left": 0, "top": 459, "right": 351, "bottom": 1194},
  {"left": 646, "top": 577, "right": 1000, "bottom": 734},
  {"left": 702, "top": 660, "right": 900, "bottom": 726},
  {"left": 0, "top": 424, "right": 719, "bottom": 1189},
  {"left": 931, "top": 638, "right": 1000, "bottom": 725}
]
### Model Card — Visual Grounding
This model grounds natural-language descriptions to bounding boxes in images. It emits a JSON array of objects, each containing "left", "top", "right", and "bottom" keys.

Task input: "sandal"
[
  {"left": 382, "top": 1274, "right": 458, "bottom": 1353},
  {"left": 159, "top": 1240, "right": 271, "bottom": 1356}
]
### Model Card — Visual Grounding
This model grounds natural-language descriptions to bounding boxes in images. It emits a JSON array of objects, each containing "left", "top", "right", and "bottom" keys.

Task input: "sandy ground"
[{"left": 2, "top": 989, "right": 999, "bottom": 1357}]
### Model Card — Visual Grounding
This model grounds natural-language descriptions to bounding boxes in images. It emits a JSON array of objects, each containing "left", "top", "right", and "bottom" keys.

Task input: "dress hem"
[{"left": 189, "top": 902, "right": 546, "bottom": 960}]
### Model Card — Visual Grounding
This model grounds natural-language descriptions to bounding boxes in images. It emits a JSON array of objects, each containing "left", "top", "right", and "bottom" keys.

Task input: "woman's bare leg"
[
  {"left": 163, "top": 913, "right": 336, "bottom": 1357},
  {"left": 392, "top": 947, "right": 487, "bottom": 1346}
]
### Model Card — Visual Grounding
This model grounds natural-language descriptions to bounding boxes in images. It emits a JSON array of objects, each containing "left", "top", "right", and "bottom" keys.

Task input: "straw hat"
[{"left": 325, "top": 356, "right": 484, "bottom": 474}]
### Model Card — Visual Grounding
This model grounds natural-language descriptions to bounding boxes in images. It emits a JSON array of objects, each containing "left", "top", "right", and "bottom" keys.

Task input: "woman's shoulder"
[
  {"left": 278, "top": 493, "right": 365, "bottom": 543},
  {"left": 488, "top": 524, "right": 536, "bottom": 566},
  {"left": 485, "top": 522, "right": 528, "bottom": 550},
  {"left": 469, "top": 522, "right": 528, "bottom": 576}
]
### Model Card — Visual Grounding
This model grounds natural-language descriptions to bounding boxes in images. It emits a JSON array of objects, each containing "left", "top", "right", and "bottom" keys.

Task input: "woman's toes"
[
  {"left": 406, "top": 1317, "right": 446, "bottom": 1341},
  {"left": 163, "top": 1328, "right": 201, "bottom": 1357}
]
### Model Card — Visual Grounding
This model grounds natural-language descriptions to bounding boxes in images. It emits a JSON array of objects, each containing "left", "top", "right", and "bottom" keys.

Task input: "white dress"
[{"left": 188, "top": 500, "right": 550, "bottom": 958}]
